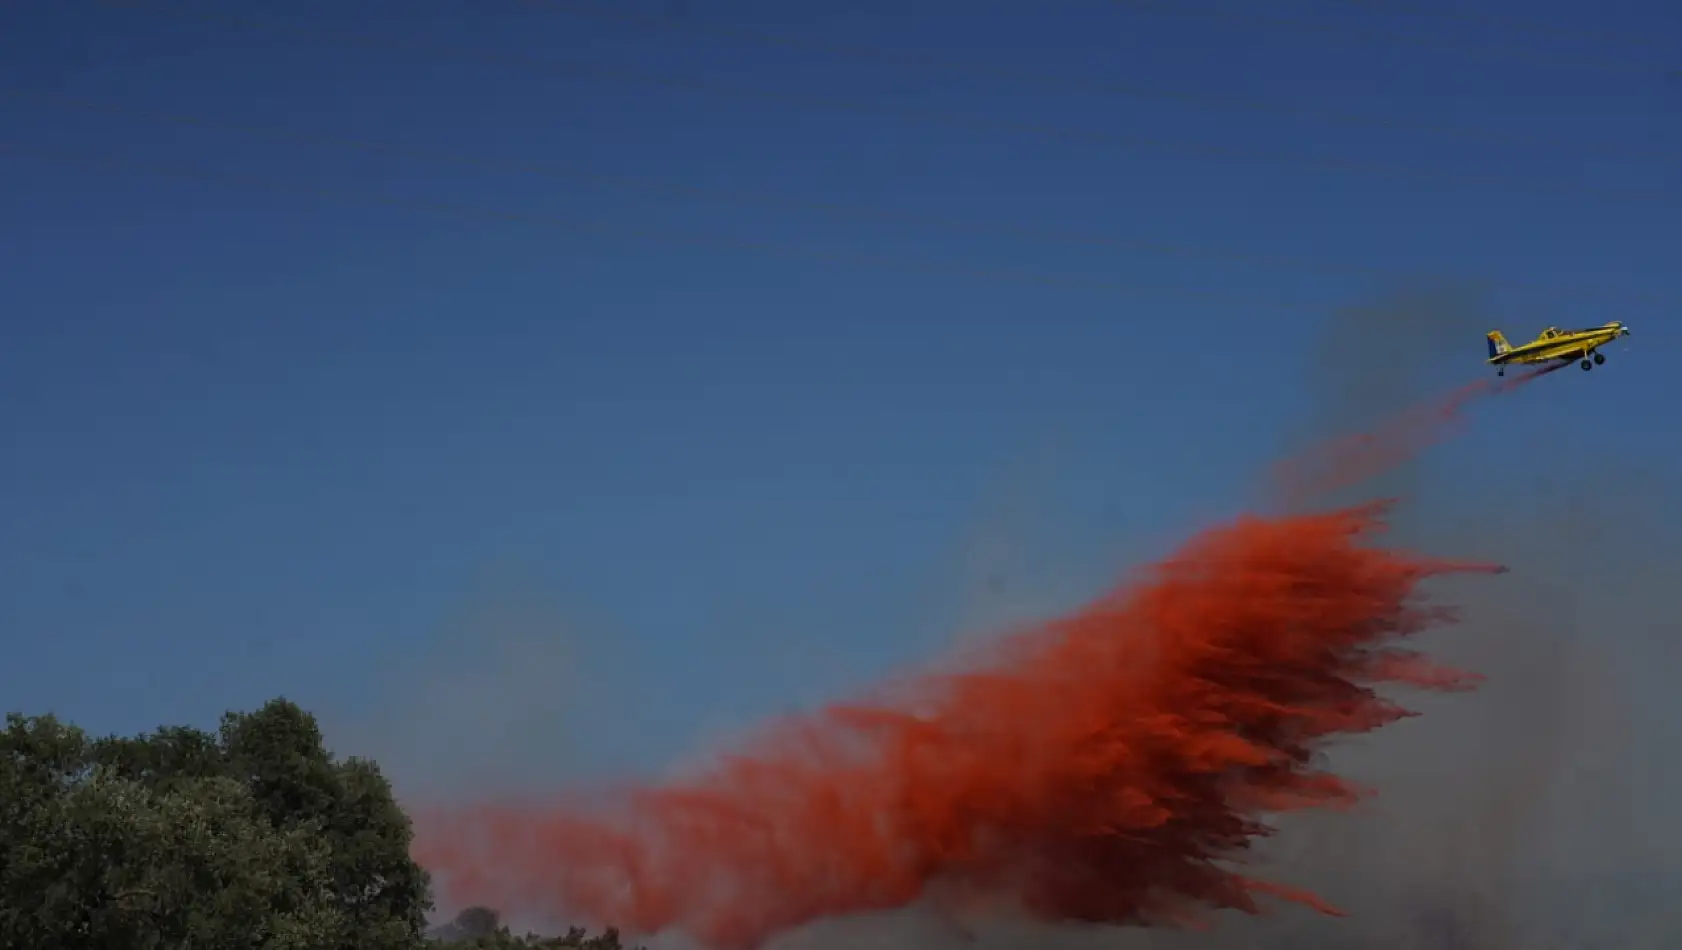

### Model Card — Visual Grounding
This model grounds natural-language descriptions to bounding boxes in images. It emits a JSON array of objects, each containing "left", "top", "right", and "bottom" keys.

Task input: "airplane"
[{"left": 1485, "top": 321, "right": 1631, "bottom": 376}]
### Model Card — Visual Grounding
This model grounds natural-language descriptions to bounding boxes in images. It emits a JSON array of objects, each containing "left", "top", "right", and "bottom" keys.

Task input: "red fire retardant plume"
[
  {"left": 414, "top": 366, "right": 1567, "bottom": 947},
  {"left": 414, "top": 502, "right": 1506, "bottom": 948}
]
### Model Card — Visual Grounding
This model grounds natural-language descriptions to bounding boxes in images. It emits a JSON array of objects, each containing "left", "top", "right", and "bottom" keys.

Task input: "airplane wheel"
[
  {"left": 1594, "top": 352, "right": 1606, "bottom": 364},
  {"left": 1580, "top": 359, "right": 1593, "bottom": 371}
]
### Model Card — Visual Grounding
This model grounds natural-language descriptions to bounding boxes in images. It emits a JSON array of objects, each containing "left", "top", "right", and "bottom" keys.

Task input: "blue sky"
[{"left": 1, "top": 0, "right": 1677, "bottom": 786}]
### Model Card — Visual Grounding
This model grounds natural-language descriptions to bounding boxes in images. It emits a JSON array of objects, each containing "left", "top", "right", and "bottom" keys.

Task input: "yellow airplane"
[{"left": 1485, "top": 321, "right": 1631, "bottom": 376}]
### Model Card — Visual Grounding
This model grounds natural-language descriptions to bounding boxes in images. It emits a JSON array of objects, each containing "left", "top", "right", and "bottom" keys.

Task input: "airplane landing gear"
[
  {"left": 1594, "top": 351, "right": 1606, "bottom": 365},
  {"left": 1580, "top": 358, "right": 1593, "bottom": 371}
]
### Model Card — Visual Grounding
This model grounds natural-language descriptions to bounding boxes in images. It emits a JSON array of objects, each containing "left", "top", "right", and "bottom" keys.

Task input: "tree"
[
  {"left": 218, "top": 699, "right": 432, "bottom": 950},
  {"left": 1, "top": 699, "right": 637, "bottom": 950},
  {"left": 0, "top": 699, "right": 433, "bottom": 949},
  {"left": 426, "top": 907, "right": 636, "bottom": 950},
  {"left": 1, "top": 712, "right": 343, "bottom": 948},
  {"left": 432, "top": 905, "right": 504, "bottom": 941},
  {"left": 36, "top": 769, "right": 346, "bottom": 948}
]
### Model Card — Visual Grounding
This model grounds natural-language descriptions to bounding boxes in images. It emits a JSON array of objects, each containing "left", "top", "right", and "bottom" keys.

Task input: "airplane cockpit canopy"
[{"left": 1539, "top": 326, "right": 1561, "bottom": 338}]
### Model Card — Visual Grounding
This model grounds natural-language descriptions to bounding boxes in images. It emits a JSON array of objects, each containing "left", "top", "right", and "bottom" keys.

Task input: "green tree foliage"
[
  {"left": 215, "top": 701, "right": 432, "bottom": 949},
  {"left": 0, "top": 698, "right": 631, "bottom": 950},
  {"left": 428, "top": 907, "right": 636, "bottom": 950},
  {"left": 0, "top": 699, "right": 432, "bottom": 949}
]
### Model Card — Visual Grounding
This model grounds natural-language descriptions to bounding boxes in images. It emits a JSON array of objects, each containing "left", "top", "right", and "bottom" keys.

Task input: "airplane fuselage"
[{"left": 1488, "top": 322, "right": 1629, "bottom": 375}]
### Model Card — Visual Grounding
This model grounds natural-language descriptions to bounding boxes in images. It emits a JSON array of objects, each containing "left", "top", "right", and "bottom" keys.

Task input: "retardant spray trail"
[
  {"left": 412, "top": 368, "right": 1549, "bottom": 949},
  {"left": 1270, "top": 360, "right": 1566, "bottom": 508}
]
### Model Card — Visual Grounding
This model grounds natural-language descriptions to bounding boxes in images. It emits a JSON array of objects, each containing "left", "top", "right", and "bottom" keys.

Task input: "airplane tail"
[{"left": 1486, "top": 330, "right": 1511, "bottom": 359}]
